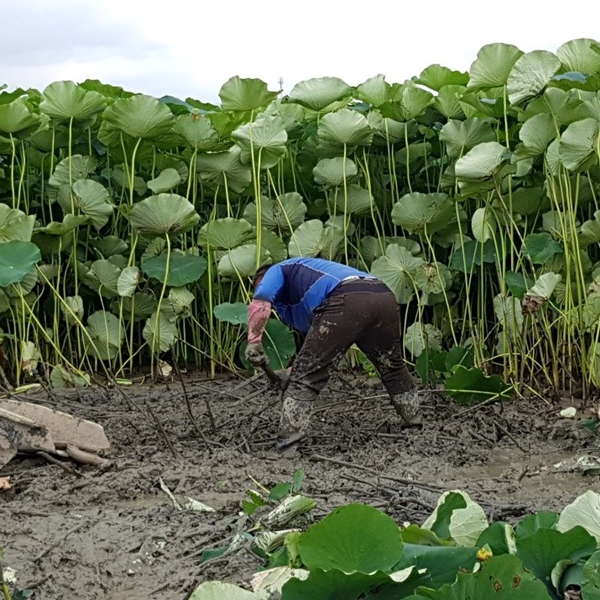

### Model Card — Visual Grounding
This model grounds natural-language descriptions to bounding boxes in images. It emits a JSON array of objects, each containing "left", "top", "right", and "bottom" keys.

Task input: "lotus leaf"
[
  {"left": 471, "top": 207, "right": 497, "bottom": 243},
  {"left": 559, "top": 118, "right": 599, "bottom": 171},
  {"left": 213, "top": 302, "right": 247, "bottom": 325},
  {"left": 85, "top": 310, "right": 124, "bottom": 360},
  {"left": 557, "top": 38, "right": 600, "bottom": 76},
  {"left": 557, "top": 491, "right": 600, "bottom": 544},
  {"left": 92, "top": 235, "right": 128, "bottom": 257},
  {"left": 370, "top": 244, "right": 424, "bottom": 304},
  {"left": 0, "top": 97, "right": 40, "bottom": 134},
  {"left": 118, "top": 293, "right": 157, "bottom": 322},
  {"left": 0, "top": 205, "right": 34, "bottom": 243},
  {"left": 493, "top": 294, "right": 524, "bottom": 336},
  {"left": 196, "top": 146, "right": 252, "bottom": 194},
  {"left": 404, "top": 322, "right": 443, "bottom": 358},
  {"left": 467, "top": 43, "right": 524, "bottom": 90},
  {"left": 288, "top": 77, "right": 352, "bottom": 111},
  {"left": 129, "top": 194, "right": 199, "bottom": 236},
  {"left": 0, "top": 241, "right": 41, "bottom": 287},
  {"left": 173, "top": 114, "right": 221, "bottom": 151},
  {"left": 198, "top": 217, "right": 254, "bottom": 250},
  {"left": 143, "top": 311, "right": 177, "bottom": 353},
  {"left": 188, "top": 581, "right": 259, "bottom": 600},
  {"left": 142, "top": 253, "right": 207, "bottom": 287},
  {"left": 166, "top": 287, "right": 195, "bottom": 317},
  {"left": 39, "top": 214, "right": 89, "bottom": 236},
  {"left": 69, "top": 179, "right": 114, "bottom": 229},
  {"left": 147, "top": 168, "right": 183, "bottom": 194},
  {"left": 417, "top": 64, "right": 469, "bottom": 91},
  {"left": 523, "top": 233, "right": 563, "bottom": 265},
  {"left": 433, "top": 85, "right": 466, "bottom": 119},
  {"left": 288, "top": 220, "right": 323, "bottom": 258},
  {"left": 218, "top": 245, "right": 271, "bottom": 278},
  {"left": 317, "top": 108, "right": 373, "bottom": 148},
  {"left": 313, "top": 157, "right": 358, "bottom": 187},
  {"left": 415, "top": 263, "right": 452, "bottom": 295},
  {"left": 239, "top": 319, "right": 296, "bottom": 371},
  {"left": 39, "top": 80, "right": 106, "bottom": 122},
  {"left": 455, "top": 141, "right": 508, "bottom": 181},
  {"left": 50, "top": 364, "right": 90, "bottom": 389},
  {"left": 218, "top": 76, "right": 279, "bottom": 112},
  {"left": 63, "top": 295, "right": 84, "bottom": 326},
  {"left": 439, "top": 118, "right": 496, "bottom": 159},
  {"left": 7, "top": 268, "right": 38, "bottom": 298},
  {"left": 332, "top": 185, "right": 373, "bottom": 215},
  {"left": 117, "top": 266, "right": 142, "bottom": 297},
  {"left": 259, "top": 229, "right": 288, "bottom": 263},
  {"left": 232, "top": 115, "right": 288, "bottom": 169},
  {"left": 83, "top": 259, "right": 121, "bottom": 298},
  {"left": 244, "top": 194, "right": 307, "bottom": 233},
  {"left": 391, "top": 192, "right": 456, "bottom": 236},
  {"left": 445, "top": 366, "right": 514, "bottom": 404},
  {"left": 102, "top": 94, "right": 175, "bottom": 139},
  {"left": 359, "top": 236, "right": 385, "bottom": 266},
  {"left": 356, "top": 74, "right": 391, "bottom": 107},
  {"left": 48, "top": 155, "right": 97, "bottom": 187}
]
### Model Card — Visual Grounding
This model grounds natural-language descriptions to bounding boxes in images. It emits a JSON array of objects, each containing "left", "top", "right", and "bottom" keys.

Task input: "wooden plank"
[{"left": 0, "top": 407, "right": 55, "bottom": 453}]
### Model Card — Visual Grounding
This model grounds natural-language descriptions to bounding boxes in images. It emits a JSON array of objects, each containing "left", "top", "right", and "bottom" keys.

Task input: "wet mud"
[{"left": 1, "top": 373, "right": 599, "bottom": 599}]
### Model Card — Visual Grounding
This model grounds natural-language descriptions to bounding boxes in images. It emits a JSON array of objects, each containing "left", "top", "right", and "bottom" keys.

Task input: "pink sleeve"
[{"left": 248, "top": 299, "right": 272, "bottom": 344}]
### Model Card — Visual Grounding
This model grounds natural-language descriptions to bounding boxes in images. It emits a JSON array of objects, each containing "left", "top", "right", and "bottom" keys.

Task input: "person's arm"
[{"left": 247, "top": 299, "right": 272, "bottom": 344}]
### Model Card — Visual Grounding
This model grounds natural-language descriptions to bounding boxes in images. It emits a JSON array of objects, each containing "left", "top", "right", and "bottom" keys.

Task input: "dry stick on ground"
[
  {"left": 174, "top": 364, "right": 211, "bottom": 447},
  {"left": 34, "top": 518, "right": 91, "bottom": 563},
  {"left": 494, "top": 420, "right": 530, "bottom": 453},
  {"left": 191, "top": 382, "right": 220, "bottom": 433},
  {"left": 37, "top": 451, "right": 89, "bottom": 478},
  {"left": 310, "top": 454, "right": 443, "bottom": 492}
]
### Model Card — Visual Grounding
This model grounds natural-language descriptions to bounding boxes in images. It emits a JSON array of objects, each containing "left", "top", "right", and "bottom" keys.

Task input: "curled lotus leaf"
[
  {"left": 332, "top": 185, "right": 373, "bottom": 216},
  {"left": 244, "top": 194, "right": 307, "bottom": 232},
  {"left": 173, "top": 113, "right": 221, "bottom": 151},
  {"left": 0, "top": 97, "right": 41, "bottom": 134},
  {"left": 232, "top": 115, "right": 288, "bottom": 169},
  {"left": 48, "top": 155, "right": 97, "bottom": 188},
  {"left": 117, "top": 266, "right": 142, "bottom": 298},
  {"left": 0, "top": 241, "right": 42, "bottom": 288},
  {"left": 370, "top": 244, "right": 425, "bottom": 304},
  {"left": 198, "top": 217, "right": 254, "bottom": 250},
  {"left": 147, "top": 168, "right": 183, "bottom": 194},
  {"left": 85, "top": 310, "right": 124, "bottom": 361},
  {"left": 218, "top": 245, "right": 271, "bottom": 278},
  {"left": 128, "top": 194, "right": 199, "bottom": 236},
  {"left": 288, "top": 77, "right": 352, "bottom": 112},
  {"left": 467, "top": 43, "right": 524, "bottom": 90},
  {"left": 0, "top": 205, "right": 35, "bottom": 243},
  {"left": 102, "top": 94, "right": 175, "bottom": 139},
  {"left": 39, "top": 80, "right": 106, "bottom": 122},
  {"left": 143, "top": 311, "right": 177, "bottom": 354},
  {"left": 196, "top": 146, "right": 252, "bottom": 194},
  {"left": 439, "top": 118, "right": 496, "bottom": 159},
  {"left": 391, "top": 192, "right": 456, "bottom": 236},
  {"left": 218, "top": 76, "right": 279, "bottom": 112},
  {"left": 507, "top": 50, "right": 562, "bottom": 106},
  {"left": 317, "top": 108, "right": 373, "bottom": 148},
  {"left": 313, "top": 157, "right": 358, "bottom": 188},
  {"left": 70, "top": 179, "right": 114, "bottom": 230}
]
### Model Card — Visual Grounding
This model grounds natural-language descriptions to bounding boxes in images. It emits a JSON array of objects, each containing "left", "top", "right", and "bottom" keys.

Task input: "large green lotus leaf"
[
  {"left": 356, "top": 74, "right": 391, "bottom": 107},
  {"left": 370, "top": 244, "right": 424, "bottom": 304},
  {"left": 218, "top": 244, "right": 270, "bottom": 278},
  {"left": 313, "top": 157, "right": 358, "bottom": 187},
  {"left": 433, "top": 85, "right": 466, "bottom": 119},
  {"left": 557, "top": 38, "right": 600, "bottom": 75},
  {"left": 412, "top": 554, "right": 552, "bottom": 600},
  {"left": 528, "top": 272, "right": 561, "bottom": 300},
  {"left": 0, "top": 241, "right": 41, "bottom": 287},
  {"left": 102, "top": 94, "right": 175, "bottom": 139},
  {"left": 399, "top": 82, "right": 435, "bottom": 120},
  {"left": 318, "top": 225, "right": 345, "bottom": 261},
  {"left": 557, "top": 491, "right": 600, "bottom": 544},
  {"left": 173, "top": 114, "right": 221, "bottom": 151},
  {"left": 417, "top": 65, "right": 469, "bottom": 91},
  {"left": 244, "top": 194, "right": 307, "bottom": 233},
  {"left": 439, "top": 119, "right": 496, "bottom": 159},
  {"left": 510, "top": 187, "right": 549, "bottom": 216},
  {"left": 0, "top": 205, "right": 34, "bottom": 242},
  {"left": 391, "top": 192, "right": 456, "bottom": 236},
  {"left": 82, "top": 259, "right": 120, "bottom": 298},
  {"left": 536, "top": 88, "right": 597, "bottom": 127},
  {"left": 467, "top": 43, "right": 524, "bottom": 90},
  {"left": 213, "top": 301, "right": 247, "bottom": 325},
  {"left": 518, "top": 113, "right": 556, "bottom": 156},
  {"left": 523, "top": 232, "right": 563, "bottom": 264},
  {"left": 299, "top": 504, "right": 403, "bottom": 573},
  {"left": 49, "top": 364, "right": 91, "bottom": 389},
  {"left": 218, "top": 76, "right": 279, "bottom": 112},
  {"left": 232, "top": 115, "right": 288, "bottom": 169},
  {"left": 117, "top": 266, "right": 142, "bottom": 298},
  {"left": 582, "top": 551, "right": 600, "bottom": 600},
  {"left": 142, "top": 253, "right": 207, "bottom": 287},
  {"left": 198, "top": 217, "right": 254, "bottom": 250},
  {"left": 85, "top": 310, "right": 124, "bottom": 360},
  {"left": 559, "top": 118, "right": 599, "bottom": 171},
  {"left": 359, "top": 236, "right": 385, "bottom": 266},
  {"left": 455, "top": 141, "right": 508, "bottom": 181},
  {"left": 239, "top": 319, "right": 296, "bottom": 371},
  {"left": 118, "top": 292, "right": 157, "bottom": 322},
  {"left": 263, "top": 100, "right": 305, "bottom": 132},
  {"left": 516, "top": 526, "right": 596, "bottom": 588},
  {"left": 196, "top": 146, "right": 252, "bottom": 194},
  {"left": 288, "top": 220, "right": 323, "bottom": 258},
  {"left": 104, "top": 164, "right": 147, "bottom": 196},
  {"left": 259, "top": 229, "right": 287, "bottom": 263},
  {"left": 288, "top": 77, "right": 352, "bottom": 111},
  {"left": 471, "top": 207, "right": 496, "bottom": 243},
  {"left": 38, "top": 214, "right": 89, "bottom": 236},
  {"left": 415, "top": 263, "right": 452, "bottom": 295},
  {"left": 70, "top": 179, "right": 114, "bottom": 229},
  {"left": 92, "top": 235, "right": 128, "bottom": 257},
  {"left": 62, "top": 295, "right": 84, "bottom": 326},
  {"left": 332, "top": 185, "right": 373, "bottom": 215},
  {"left": 48, "top": 155, "right": 97, "bottom": 187},
  {"left": 476, "top": 522, "right": 517, "bottom": 556},
  {"left": 282, "top": 568, "right": 423, "bottom": 600},
  {"left": 444, "top": 366, "right": 513, "bottom": 404},
  {"left": 369, "top": 113, "right": 417, "bottom": 145},
  {"left": 147, "top": 168, "right": 182, "bottom": 194},
  {"left": 580, "top": 211, "right": 600, "bottom": 247},
  {"left": 0, "top": 97, "right": 40, "bottom": 134},
  {"left": 515, "top": 512, "right": 559, "bottom": 539},
  {"left": 143, "top": 311, "right": 177, "bottom": 354},
  {"left": 451, "top": 240, "right": 498, "bottom": 272},
  {"left": 493, "top": 294, "right": 523, "bottom": 336},
  {"left": 6, "top": 268, "right": 37, "bottom": 298},
  {"left": 128, "top": 194, "right": 199, "bottom": 236},
  {"left": 163, "top": 287, "right": 195, "bottom": 318},
  {"left": 317, "top": 108, "right": 373, "bottom": 148},
  {"left": 404, "top": 322, "right": 443, "bottom": 358},
  {"left": 39, "top": 80, "right": 106, "bottom": 121},
  {"left": 188, "top": 581, "right": 259, "bottom": 600},
  {"left": 508, "top": 50, "right": 562, "bottom": 105}
]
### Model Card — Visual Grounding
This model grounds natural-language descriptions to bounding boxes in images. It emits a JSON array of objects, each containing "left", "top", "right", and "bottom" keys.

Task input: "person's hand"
[{"left": 245, "top": 342, "right": 268, "bottom": 367}]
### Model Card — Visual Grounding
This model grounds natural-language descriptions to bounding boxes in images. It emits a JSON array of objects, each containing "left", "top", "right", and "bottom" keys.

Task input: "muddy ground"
[{"left": 1, "top": 372, "right": 600, "bottom": 600}]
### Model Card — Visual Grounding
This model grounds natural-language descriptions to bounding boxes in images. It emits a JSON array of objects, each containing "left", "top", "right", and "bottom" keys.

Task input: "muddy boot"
[
  {"left": 277, "top": 395, "right": 313, "bottom": 452},
  {"left": 390, "top": 389, "right": 421, "bottom": 426}
]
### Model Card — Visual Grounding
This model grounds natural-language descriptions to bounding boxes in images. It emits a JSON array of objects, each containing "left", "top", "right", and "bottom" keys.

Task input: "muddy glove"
[{"left": 245, "top": 342, "right": 268, "bottom": 367}]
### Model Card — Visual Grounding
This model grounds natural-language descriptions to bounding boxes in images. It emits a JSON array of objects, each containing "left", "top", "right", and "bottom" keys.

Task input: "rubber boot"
[
  {"left": 390, "top": 389, "right": 421, "bottom": 426},
  {"left": 276, "top": 395, "right": 313, "bottom": 452}
]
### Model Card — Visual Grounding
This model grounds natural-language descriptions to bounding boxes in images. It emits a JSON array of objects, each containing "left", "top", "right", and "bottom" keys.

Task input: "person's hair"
[{"left": 252, "top": 264, "right": 271, "bottom": 287}]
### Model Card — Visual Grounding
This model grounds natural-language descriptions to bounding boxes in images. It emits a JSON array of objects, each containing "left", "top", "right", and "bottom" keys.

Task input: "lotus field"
[{"left": 1, "top": 38, "right": 600, "bottom": 399}]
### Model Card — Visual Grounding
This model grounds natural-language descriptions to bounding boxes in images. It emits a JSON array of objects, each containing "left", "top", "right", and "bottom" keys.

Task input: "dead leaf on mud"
[
  {"left": 0, "top": 475, "right": 12, "bottom": 490},
  {"left": 522, "top": 294, "right": 545, "bottom": 315}
]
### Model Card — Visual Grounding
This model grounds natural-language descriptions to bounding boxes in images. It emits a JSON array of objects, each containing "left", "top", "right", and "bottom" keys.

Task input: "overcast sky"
[{"left": 2, "top": 0, "right": 598, "bottom": 105}]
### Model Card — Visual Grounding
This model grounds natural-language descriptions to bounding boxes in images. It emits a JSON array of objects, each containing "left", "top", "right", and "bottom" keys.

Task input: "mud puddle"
[{"left": 1, "top": 374, "right": 599, "bottom": 599}]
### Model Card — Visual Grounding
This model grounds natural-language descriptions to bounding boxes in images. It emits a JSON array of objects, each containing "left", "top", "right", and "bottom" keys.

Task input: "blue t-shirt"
[{"left": 253, "top": 258, "right": 374, "bottom": 332}]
